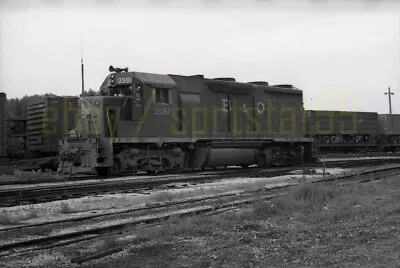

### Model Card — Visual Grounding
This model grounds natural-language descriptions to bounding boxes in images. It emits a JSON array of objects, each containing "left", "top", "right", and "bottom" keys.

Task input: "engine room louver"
[
  {"left": 212, "top": 77, "right": 236, "bottom": 82},
  {"left": 273, "top": 84, "right": 294, "bottom": 89}
]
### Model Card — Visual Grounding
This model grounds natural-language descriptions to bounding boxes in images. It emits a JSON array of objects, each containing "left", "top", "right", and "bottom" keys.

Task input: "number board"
[
  {"left": 116, "top": 76, "right": 133, "bottom": 85},
  {"left": 153, "top": 106, "right": 171, "bottom": 116}
]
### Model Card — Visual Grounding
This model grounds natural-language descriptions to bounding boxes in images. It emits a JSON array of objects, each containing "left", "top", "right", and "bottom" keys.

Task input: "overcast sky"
[{"left": 0, "top": 0, "right": 399, "bottom": 114}]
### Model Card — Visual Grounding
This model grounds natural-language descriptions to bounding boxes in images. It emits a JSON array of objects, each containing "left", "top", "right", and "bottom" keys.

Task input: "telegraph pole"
[
  {"left": 384, "top": 86, "right": 394, "bottom": 115},
  {"left": 384, "top": 86, "right": 395, "bottom": 128}
]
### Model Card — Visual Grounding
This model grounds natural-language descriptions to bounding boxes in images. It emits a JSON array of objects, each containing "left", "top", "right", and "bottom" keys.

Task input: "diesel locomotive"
[{"left": 58, "top": 66, "right": 316, "bottom": 175}]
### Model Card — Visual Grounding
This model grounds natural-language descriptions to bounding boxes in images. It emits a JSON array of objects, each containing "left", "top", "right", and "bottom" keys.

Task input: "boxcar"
[
  {"left": 27, "top": 96, "right": 79, "bottom": 156},
  {"left": 378, "top": 114, "right": 400, "bottom": 151},
  {"left": 305, "top": 110, "right": 379, "bottom": 152},
  {"left": 6, "top": 113, "right": 27, "bottom": 159}
]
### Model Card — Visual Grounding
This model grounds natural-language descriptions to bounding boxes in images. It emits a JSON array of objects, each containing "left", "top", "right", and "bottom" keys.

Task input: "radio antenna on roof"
[{"left": 81, "top": 33, "right": 85, "bottom": 96}]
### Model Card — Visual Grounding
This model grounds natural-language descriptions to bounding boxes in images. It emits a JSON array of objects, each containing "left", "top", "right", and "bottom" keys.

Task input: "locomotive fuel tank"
[{"left": 195, "top": 148, "right": 260, "bottom": 168}]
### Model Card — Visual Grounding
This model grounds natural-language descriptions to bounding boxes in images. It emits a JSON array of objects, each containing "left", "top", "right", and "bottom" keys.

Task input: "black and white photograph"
[{"left": 0, "top": 0, "right": 400, "bottom": 267}]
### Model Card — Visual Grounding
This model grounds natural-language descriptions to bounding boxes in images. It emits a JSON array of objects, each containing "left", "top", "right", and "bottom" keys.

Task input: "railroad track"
[
  {"left": 319, "top": 151, "right": 400, "bottom": 159},
  {"left": 0, "top": 163, "right": 399, "bottom": 265},
  {"left": 0, "top": 166, "right": 295, "bottom": 207},
  {"left": 0, "top": 157, "right": 399, "bottom": 207},
  {"left": 1, "top": 153, "right": 399, "bottom": 186}
]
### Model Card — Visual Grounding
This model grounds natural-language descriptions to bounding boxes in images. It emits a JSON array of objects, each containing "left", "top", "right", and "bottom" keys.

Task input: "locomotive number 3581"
[{"left": 153, "top": 107, "right": 170, "bottom": 116}]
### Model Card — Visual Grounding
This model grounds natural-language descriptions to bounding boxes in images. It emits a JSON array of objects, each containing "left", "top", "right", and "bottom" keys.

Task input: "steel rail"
[
  {"left": 0, "top": 163, "right": 399, "bottom": 262},
  {"left": 0, "top": 158, "right": 399, "bottom": 207}
]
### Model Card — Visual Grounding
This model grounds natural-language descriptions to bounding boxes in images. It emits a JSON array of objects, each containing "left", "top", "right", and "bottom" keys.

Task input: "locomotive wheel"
[
  {"left": 96, "top": 167, "right": 108, "bottom": 177},
  {"left": 144, "top": 158, "right": 167, "bottom": 174},
  {"left": 256, "top": 154, "right": 265, "bottom": 167},
  {"left": 145, "top": 169, "right": 156, "bottom": 175}
]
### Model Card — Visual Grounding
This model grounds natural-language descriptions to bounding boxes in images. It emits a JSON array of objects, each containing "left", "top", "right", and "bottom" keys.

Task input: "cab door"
[
  {"left": 132, "top": 82, "right": 144, "bottom": 121},
  {"left": 150, "top": 87, "right": 173, "bottom": 137},
  {"left": 229, "top": 93, "right": 257, "bottom": 138}
]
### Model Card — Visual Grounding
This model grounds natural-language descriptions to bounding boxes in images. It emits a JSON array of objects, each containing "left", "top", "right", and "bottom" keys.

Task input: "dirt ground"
[{"left": 78, "top": 173, "right": 400, "bottom": 268}]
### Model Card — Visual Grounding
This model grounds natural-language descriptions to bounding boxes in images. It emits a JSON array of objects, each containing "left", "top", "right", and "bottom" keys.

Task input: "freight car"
[
  {"left": 27, "top": 96, "right": 79, "bottom": 156},
  {"left": 58, "top": 66, "right": 316, "bottom": 175},
  {"left": 378, "top": 114, "right": 400, "bottom": 152},
  {"left": 1, "top": 95, "right": 79, "bottom": 172},
  {"left": 304, "top": 110, "right": 379, "bottom": 153},
  {"left": 6, "top": 112, "right": 26, "bottom": 159}
]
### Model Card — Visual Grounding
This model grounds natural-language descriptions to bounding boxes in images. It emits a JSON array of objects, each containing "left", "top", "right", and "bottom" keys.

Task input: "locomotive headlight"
[{"left": 109, "top": 75, "right": 116, "bottom": 86}]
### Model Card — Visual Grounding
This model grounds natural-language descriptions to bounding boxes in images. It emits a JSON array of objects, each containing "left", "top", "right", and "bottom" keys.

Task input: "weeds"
[
  {"left": 151, "top": 191, "right": 175, "bottom": 202},
  {"left": 0, "top": 210, "right": 16, "bottom": 225},
  {"left": 252, "top": 176, "right": 391, "bottom": 225},
  {"left": 123, "top": 174, "right": 400, "bottom": 267},
  {"left": 322, "top": 159, "right": 327, "bottom": 179},
  {"left": 0, "top": 205, "right": 39, "bottom": 225},
  {"left": 27, "top": 205, "right": 39, "bottom": 219},
  {"left": 253, "top": 182, "right": 337, "bottom": 220},
  {"left": 101, "top": 235, "right": 120, "bottom": 249},
  {"left": 292, "top": 182, "right": 335, "bottom": 203},
  {"left": 133, "top": 212, "right": 246, "bottom": 244},
  {"left": 60, "top": 202, "right": 75, "bottom": 214}
]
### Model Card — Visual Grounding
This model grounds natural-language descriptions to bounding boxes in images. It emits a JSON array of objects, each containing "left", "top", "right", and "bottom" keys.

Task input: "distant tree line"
[{"left": 80, "top": 88, "right": 100, "bottom": 97}]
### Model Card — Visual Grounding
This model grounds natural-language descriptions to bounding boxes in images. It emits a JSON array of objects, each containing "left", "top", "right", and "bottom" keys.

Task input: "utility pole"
[
  {"left": 384, "top": 86, "right": 394, "bottom": 115},
  {"left": 384, "top": 86, "right": 395, "bottom": 128}
]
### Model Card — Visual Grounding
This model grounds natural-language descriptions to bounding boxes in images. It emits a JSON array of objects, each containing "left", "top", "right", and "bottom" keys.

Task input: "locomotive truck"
[{"left": 58, "top": 66, "right": 316, "bottom": 175}]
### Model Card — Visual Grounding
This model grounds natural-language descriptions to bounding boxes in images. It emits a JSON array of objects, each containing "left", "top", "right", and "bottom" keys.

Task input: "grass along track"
[
  {"left": 0, "top": 157, "right": 399, "bottom": 208},
  {"left": 0, "top": 163, "right": 400, "bottom": 264},
  {"left": 0, "top": 190, "right": 288, "bottom": 256}
]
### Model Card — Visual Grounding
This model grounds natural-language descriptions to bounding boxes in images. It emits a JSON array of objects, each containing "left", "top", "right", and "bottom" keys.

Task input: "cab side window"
[
  {"left": 155, "top": 88, "right": 170, "bottom": 104},
  {"left": 134, "top": 83, "right": 143, "bottom": 101}
]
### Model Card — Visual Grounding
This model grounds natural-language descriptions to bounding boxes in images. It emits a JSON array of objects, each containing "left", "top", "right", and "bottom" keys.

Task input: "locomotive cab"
[
  {"left": 99, "top": 65, "right": 175, "bottom": 122},
  {"left": 58, "top": 66, "right": 179, "bottom": 175}
]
